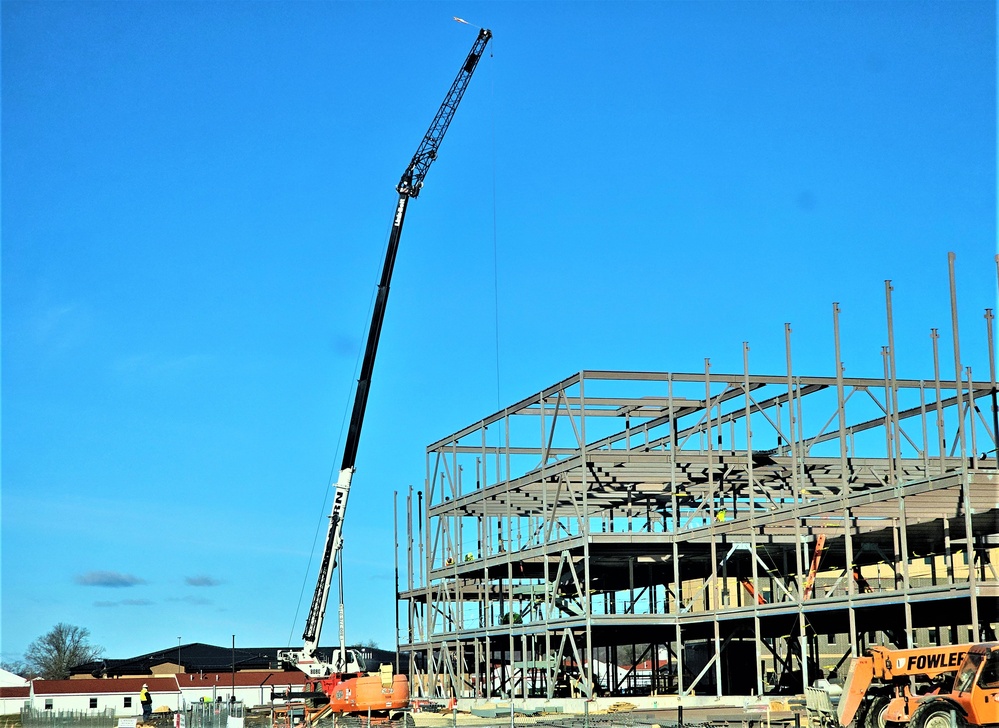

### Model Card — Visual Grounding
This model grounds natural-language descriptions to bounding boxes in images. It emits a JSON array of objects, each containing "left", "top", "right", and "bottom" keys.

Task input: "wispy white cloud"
[
  {"left": 94, "top": 599, "right": 155, "bottom": 608},
  {"left": 185, "top": 575, "right": 223, "bottom": 587},
  {"left": 76, "top": 571, "right": 147, "bottom": 588},
  {"left": 165, "top": 595, "right": 213, "bottom": 606},
  {"left": 30, "top": 301, "right": 92, "bottom": 352}
]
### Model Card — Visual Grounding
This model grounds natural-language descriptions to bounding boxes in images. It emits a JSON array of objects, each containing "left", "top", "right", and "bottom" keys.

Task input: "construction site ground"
[{"left": 400, "top": 696, "right": 803, "bottom": 728}]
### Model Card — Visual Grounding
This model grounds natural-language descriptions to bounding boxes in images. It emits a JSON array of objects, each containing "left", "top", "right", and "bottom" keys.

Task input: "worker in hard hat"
[{"left": 139, "top": 683, "right": 152, "bottom": 721}]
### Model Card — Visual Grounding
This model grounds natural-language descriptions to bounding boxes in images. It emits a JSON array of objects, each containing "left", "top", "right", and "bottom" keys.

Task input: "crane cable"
[
  {"left": 284, "top": 0, "right": 371, "bottom": 650},
  {"left": 286, "top": 267, "right": 380, "bottom": 649},
  {"left": 489, "top": 38, "right": 501, "bottom": 412}
]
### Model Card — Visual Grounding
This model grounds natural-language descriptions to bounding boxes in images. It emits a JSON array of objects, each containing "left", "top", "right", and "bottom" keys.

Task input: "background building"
[{"left": 9, "top": 643, "right": 400, "bottom": 715}]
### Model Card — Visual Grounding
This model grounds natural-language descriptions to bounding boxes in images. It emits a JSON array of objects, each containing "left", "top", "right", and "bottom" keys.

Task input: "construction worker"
[{"left": 139, "top": 683, "right": 152, "bottom": 721}]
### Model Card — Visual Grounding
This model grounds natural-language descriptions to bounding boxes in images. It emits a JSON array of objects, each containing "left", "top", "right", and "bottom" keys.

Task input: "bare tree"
[
  {"left": 23, "top": 624, "right": 104, "bottom": 680},
  {"left": 1, "top": 659, "right": 30, "bottom": 679}
]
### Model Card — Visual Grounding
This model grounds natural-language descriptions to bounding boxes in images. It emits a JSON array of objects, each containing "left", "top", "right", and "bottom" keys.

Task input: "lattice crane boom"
[{"left": 279, "top": 26, "right": 492, "bottom": 679}]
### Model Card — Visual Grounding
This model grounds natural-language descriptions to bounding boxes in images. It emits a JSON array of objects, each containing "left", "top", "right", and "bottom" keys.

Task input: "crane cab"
[{"left": 278, "top": 647, "right": 363, "bottom": 678}]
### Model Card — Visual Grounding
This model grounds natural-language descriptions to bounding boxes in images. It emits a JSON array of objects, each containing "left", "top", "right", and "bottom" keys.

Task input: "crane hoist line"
[{"left": 277, "top": 27, "right": 492, "bottom": 715}]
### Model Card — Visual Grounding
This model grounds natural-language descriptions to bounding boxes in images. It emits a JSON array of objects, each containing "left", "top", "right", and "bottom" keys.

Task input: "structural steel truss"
[{"left": 398, "top": 272, "right": 999, "bottom": 701}]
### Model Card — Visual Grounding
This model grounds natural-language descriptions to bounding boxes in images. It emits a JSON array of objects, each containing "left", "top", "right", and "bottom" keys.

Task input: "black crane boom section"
[{"left": 339, "top": 27, "right": 491, "bottom": 473}]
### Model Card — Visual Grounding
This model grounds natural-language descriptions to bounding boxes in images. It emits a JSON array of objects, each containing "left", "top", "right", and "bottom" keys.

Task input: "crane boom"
[
  {"left": 280, "top": 27, "right": 492, "bottom": 679},
  {"left": 398, "top": 27, "right": 492, "bottom": 199}
]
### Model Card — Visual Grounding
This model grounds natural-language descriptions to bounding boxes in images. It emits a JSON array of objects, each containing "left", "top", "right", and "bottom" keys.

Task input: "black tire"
[
  {"left": 909, "top": 700, "right": 967, "bottom": 728},
  {"left": 852, "top": 696, "right": 874, "bottom": 728},
  {"left": 864, "top": 696, "right": 891, "bottom": 728}
]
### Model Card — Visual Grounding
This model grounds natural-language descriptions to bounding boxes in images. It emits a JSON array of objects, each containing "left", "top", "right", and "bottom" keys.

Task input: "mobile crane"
[{"left": 276, "top": 26, "right": 492, "bottom": 714}]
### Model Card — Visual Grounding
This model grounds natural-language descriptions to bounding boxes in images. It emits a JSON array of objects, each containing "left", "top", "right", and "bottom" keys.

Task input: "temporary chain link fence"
[
  {"left": 18, "top": 703, "right": 800, "bottom": 728},
  {"left": 18, "top": 702, "right": 248, "bottom": 728},
  {"left": 21, "top": 707, "right": 117, "bottom": 728},
  {"left": 186, "top": 701, "right": 244, "bottom": 728}
]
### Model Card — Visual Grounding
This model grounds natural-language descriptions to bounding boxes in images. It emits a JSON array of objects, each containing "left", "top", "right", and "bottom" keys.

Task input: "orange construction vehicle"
[
  {"left": 838, "top": 642, "right": 999, "bottom": 728},
  {"left": 838, "top": 644, "right": 972, "bottom": 728},
  {"left": 904, "top": 642, "right": 999, "bottom": 728}
]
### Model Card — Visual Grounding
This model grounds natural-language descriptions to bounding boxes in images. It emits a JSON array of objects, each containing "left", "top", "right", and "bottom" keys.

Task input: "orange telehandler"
[
  {"left": 904, "top": 642, "right": 999, "bottom": 728},
  {"left": 838, "top": 642, "right": 999, "bottom": 728},
  {"left": 838, "top": 644, "right": 970, "bottom": 728}
]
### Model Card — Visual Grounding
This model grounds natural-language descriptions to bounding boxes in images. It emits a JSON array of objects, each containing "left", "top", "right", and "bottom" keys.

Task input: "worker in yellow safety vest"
[{"left": 139, "top": 684, "right": 152, "bottom": 721}]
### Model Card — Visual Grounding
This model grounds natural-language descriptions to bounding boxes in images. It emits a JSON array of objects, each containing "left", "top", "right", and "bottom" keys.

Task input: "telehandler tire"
[
  {"left": 864, "top": 696, "right": 891, "bottom": 728},
  {"left": 909, "top": 700, "right": 967, "bottom": 728}
]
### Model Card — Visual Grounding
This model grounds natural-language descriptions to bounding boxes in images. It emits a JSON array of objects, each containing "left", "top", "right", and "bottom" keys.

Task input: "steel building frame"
[{"left": 398, "top": 269, "right": 999, "bottom": 701}]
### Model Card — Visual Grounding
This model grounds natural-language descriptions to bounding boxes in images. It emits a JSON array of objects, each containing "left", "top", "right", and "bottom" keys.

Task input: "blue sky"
[{"left": 2, "top": 1, "right": 995, "bottom": 663}]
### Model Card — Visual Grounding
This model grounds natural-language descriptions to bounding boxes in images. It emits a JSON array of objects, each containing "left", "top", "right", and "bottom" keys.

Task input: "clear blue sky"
[{"left": 2, "top": 1, "right": 995, "bottom": 663}]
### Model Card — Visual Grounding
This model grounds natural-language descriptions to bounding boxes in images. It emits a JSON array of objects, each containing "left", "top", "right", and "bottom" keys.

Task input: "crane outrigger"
[{"left": 277, "top": 26, "right": 492, "bottom": 714}]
